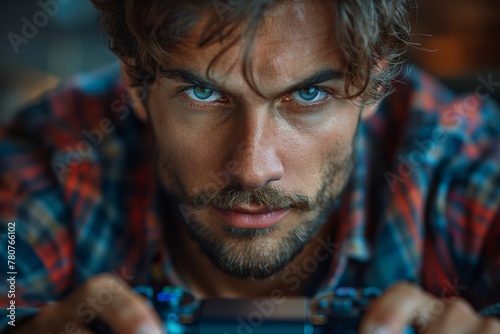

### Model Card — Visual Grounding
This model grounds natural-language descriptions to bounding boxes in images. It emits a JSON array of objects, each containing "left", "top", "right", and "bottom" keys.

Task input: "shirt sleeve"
[
  {"left": 422, "top": 97, "right": 500, "bottom": 312},
  {"left": 0, "top": 108, "right": 74, "bottom": 331}
]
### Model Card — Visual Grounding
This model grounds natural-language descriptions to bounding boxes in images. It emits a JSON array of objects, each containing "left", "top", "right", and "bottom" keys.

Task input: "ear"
[{"left": 121, "top": 63, "right": 148, "bottom": 122}]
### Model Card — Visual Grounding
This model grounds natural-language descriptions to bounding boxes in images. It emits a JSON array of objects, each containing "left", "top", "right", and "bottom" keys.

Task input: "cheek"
[
  {"left": 317, "top": 104, "right": 359, "bottom": 159},
  {"left": 279, "top": 105, "right": 359, "bottom": 191},
  {"left": 150, "top": 110, "right": 228, "bottom": 196}
]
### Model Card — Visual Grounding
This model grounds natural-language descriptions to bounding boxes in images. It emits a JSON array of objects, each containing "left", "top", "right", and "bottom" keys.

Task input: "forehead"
[{"left": 168, "top": 1, "right": 343, "bottom": 92}]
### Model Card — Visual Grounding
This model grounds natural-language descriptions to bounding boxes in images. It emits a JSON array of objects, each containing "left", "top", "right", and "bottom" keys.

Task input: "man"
[{"left": 1, "top": 0, "right": 500, "bottom": 333}]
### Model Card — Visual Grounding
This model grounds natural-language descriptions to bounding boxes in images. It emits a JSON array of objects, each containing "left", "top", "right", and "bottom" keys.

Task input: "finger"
[
  {"left": 476, "top": 317, "right": 500, "bottom": 333},
  {"left": 422, "top": 298, "right": 475, "bottom": 333},
  {"left": 360, "top": 281, "right": 432, "bottom": 334},
  {"left": 12, "top": 303, "right": 97, "bottom": 334},
  {"left": 65, "top": 273, "right": 164, "bottom": 334},
  {"left": 424, "top": 299, "right": 500, "bottom": 334}
]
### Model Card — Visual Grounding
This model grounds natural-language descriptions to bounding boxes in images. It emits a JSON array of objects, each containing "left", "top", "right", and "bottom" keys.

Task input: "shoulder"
[
  {"left": 0, "top": 63, "right": 143, "bottom": 192},
  {"left": 400, "top": 67, "right": 500, "bottom": 213},
  {"left": 0, "top": 63, "right": 153, "bottom": 301},
  {"left": 0, "top": 63, "right": 140, "bottom": 252},
  {"left": 375, "top": 66, "right": 500, "bottom": 300},
  {"left": 365, "top": 66, "right": 500, "bottom": 306},
  {"left": 371, "top": 65, "right": 500, "bottom": 252},
  {"left": 375, "top": 66, "right": 500, "bottom": 198}
]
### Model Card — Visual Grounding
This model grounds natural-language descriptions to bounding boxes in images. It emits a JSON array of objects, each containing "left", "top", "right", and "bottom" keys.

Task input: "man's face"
[{"left": 144, "top": 1, "right": 368, "bottom": 279}]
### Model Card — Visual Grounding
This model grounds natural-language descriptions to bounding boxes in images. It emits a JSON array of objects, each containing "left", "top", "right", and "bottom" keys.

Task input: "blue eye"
[
  {"left": 193, "top": 87, "right": 213, "bottom": 100},
  {"left": 292, "top": 87, "right": 327, "bottom": 102},
  {"left": 299, "top": 87, "right": 319, "bottom": 100},
  {"left": 183, "top": 86, "right": 223, "bottom": 102}
]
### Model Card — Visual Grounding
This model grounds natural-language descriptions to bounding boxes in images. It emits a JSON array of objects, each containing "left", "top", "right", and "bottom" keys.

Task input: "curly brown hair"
[{"left": 91, "top": 0, "right": 415, "bottom": 104}]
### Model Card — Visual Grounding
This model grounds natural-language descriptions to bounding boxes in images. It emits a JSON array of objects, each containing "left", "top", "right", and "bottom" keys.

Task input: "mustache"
[{"left": 190, "top": 183, "right": 317, "bottom": 212}]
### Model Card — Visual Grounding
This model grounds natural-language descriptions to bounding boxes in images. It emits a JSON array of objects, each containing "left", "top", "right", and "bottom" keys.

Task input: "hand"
[
  {"left": 360, "top": 281, "right": 500, "bottom": 333},
  {"left": 10, "top": 273, "right": 164, "bottom": 334}
]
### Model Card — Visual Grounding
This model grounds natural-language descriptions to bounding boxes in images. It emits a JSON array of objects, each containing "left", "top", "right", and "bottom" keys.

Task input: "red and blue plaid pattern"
[{"left": 1, "top": 64, "right": 499, "bottom": 327}]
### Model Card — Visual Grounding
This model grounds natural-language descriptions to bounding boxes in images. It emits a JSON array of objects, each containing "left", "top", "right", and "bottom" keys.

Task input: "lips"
[{"left": 212, "top": 205, "right": 290, "bottom": 229}]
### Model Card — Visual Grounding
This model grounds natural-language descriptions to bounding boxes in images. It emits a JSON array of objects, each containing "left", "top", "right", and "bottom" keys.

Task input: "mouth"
[{"left": 212, "top": 205, "right": 290, "bottom": 229}]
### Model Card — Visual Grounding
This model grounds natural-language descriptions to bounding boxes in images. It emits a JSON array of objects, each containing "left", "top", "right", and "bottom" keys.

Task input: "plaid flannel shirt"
[{"left": 1, "top": 64, "right": 499, "bottom": 329}]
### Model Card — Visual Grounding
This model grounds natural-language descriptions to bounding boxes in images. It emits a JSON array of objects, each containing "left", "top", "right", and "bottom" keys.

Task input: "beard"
[
  {"left": 186, "top": 216, "right": 324, "bottom": 280},
  {"left": 158, "top": 144, "right": 356, "bottom": 280}
]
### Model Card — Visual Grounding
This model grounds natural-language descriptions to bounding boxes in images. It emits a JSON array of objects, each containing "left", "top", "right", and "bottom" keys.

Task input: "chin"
[{"left": 186, "top": 214, "right": 324, "bottom": 280}]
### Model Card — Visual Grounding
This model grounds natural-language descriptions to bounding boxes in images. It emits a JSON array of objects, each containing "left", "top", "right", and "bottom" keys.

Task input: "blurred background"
[
  {"left": 0, "top": 1, "right": 115, "bottom": 123},
  {"left": 0, "top": 0, "right": 499, "bottom": 123},
  {"left": 411, "top": 0, "right": 500, "bottom": 101}
]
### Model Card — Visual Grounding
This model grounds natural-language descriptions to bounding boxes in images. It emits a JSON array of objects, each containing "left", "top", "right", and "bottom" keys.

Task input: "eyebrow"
[
  {"left": 161, "top": 69, "right": 220, "bottom": 91},
  {"left": 160, "top": 68, "right": 344, "bottom": 94},
  {"left": 285, "top": 69, "right": 344, "bottom": 93}
]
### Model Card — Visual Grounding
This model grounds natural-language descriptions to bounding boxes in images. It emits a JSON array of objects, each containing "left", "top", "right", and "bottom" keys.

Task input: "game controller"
[
  {"left": 90, "top": 285, "right": 414, "bottom": 333},
  {"left": 137, "top": 285, "right": 384, "bottom": 334}
]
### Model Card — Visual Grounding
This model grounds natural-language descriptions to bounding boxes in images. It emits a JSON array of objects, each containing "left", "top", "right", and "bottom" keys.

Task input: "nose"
[{"left": 227, "top": 112, "right": 284, "bottom": 190}]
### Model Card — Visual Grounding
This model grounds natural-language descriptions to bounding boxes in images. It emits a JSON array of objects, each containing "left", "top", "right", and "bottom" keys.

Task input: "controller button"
[
  {"left": 335, "top": 287, "right": 358, "bottom": 298},
  {"left": 156, "top": 286, "right": 184, "bottom": 307},
  {"left": 331, "top": 298, "right": 353, "bottom": 312}
]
